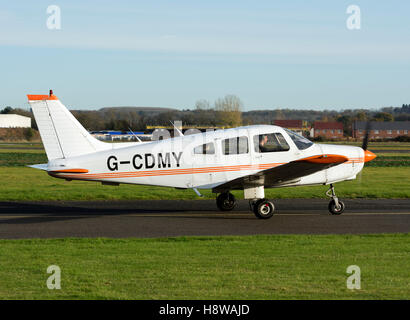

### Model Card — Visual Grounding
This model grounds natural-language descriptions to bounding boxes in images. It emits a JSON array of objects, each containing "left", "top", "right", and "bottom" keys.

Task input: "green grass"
[
  {"left": 367, "top": 155, "right": 410, "bottom": 167},
  {"left": 0, "top": 142, "right": 43, "bottom": 148},
  {"left": 322, "top": 141, "right": 410, "bottom": 148},
  {"left": 0, "top": 142, "right": 408, "bottom": 167},
  {"left": 375, "top": 153, "right": 410, "bottom": 157},
  {"left": 0, "top": 148, "right": 46, "bottom": 154},
  {"left": 0, "top": 234, "right": 409, "bottom": 299},
  {"left": 0, "top": 140, "right": 408, "bottom": 199},
  {"left": 0, "top": 166, "right": 409, "bottom": 201},
  {"left": 321, "top": 142, "right": 410, "bottom": 151},
  {"left": 0, "top": 152, "right": 47, "bottom": 166}
]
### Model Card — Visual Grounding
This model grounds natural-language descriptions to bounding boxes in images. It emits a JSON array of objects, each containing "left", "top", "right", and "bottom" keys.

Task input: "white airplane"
[{"left": 27, "top": 91, "right": 376, "bottom": 219}]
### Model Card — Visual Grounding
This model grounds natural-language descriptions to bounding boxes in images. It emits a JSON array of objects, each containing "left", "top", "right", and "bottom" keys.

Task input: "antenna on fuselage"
[
  {"left": 128, "top": 128, "right": 142, "bottom": 142},
  {"left": 170, "top": 121, "right": 184, "bottom": 137}
]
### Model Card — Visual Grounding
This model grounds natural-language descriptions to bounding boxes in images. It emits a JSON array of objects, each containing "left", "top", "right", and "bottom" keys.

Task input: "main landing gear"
[
  {"left": 216, "top": 192, "right": 275, "bottom": 219},
  {"left": 216, "top": 192, "right": 237, "bottom": 211},
  {"left": 326, "top": 184, "right": 345, "bottom": 215}
]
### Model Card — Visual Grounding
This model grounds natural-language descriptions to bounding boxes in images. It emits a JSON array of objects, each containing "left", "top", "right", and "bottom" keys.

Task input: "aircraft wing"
[{"left": 212, "top": 154, "right": 349, "bottom": 192}]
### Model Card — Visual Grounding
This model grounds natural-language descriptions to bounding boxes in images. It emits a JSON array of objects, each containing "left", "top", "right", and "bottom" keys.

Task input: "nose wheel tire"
[
  {"left": 326, "top": 184, "right": 345, "bottom": 215},
  {"left": 328, "top": 200, "right": 345, "bottom": 215},
  {"left": 253, "top": 199, "right": 275, "bottom": 219},
  {"left": 216, "top": 192, "right": 236, "bottom": 211}
]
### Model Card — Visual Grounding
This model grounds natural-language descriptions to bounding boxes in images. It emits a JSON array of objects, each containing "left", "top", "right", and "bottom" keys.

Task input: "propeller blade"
[{"left": 361, "top": 121, "right": 371, "bottom": 150}]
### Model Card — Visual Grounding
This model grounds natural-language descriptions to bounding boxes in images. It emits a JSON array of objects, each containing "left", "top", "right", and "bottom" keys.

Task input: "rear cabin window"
[
  {"left": 222, "top": 136, "right": 249, "bottom": 155},
  {"left": 193, "top": 142, "right": 215, "bottom": 155},
  {"left": 253, "top": 133, "right": 290, "bottom": 153}
]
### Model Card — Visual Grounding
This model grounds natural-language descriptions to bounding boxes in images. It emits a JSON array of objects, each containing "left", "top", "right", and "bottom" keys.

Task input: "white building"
[{"left": 0, "top": 114, "right": 31, "bottom": 128}]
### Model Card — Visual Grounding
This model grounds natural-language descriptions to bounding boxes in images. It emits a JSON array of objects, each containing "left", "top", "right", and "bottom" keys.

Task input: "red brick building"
[
  {"left": 353, "top": 121, "right": 410, "bottom": 139},
  {"left": 273, "top": 120, "right": 309, "bottom": 136},
  {"left": 312, "top": 121, "right": 344, "bottom": 139}
]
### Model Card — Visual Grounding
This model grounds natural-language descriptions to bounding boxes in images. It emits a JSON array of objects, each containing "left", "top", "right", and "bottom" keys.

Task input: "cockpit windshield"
[{"left": 283, "top": 128, "right": 313, "bottom": 150}]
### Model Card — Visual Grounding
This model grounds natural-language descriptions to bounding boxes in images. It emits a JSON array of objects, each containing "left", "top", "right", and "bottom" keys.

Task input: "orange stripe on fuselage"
[
  {"left": 50, "top": 156, "right": 364, "bottom": 181},
  {"left": 50, "top": 162, "right": 284, "bottom": 180}
]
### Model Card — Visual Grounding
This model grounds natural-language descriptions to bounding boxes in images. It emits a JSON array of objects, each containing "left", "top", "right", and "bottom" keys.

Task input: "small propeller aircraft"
[{"left": 27, "top": 91, "right": 376, "bottom": 219}]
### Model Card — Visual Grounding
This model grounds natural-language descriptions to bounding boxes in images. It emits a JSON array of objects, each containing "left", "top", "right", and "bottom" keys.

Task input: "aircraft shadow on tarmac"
[
  {"left": 0, "top": 201, "right": 260, "bottom": 225},
  {"left": 0, "top": 199, "right": 409, "bottom": 225}
]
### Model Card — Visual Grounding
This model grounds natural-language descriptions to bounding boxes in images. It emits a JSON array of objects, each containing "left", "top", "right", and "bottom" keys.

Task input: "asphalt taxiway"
[{"left": 0, "top": 199, "right": 409, "bottom": 239}]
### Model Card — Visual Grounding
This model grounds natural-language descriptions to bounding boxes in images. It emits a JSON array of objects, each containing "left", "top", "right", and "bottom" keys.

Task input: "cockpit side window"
[
  {"left": 283, "top": 128, "right": 313, "bottom": 150},
  {"left": 194, "top": 142, "right": 215, "bottom": 155},
  {"left": 253, "top": 133, "right": 290, "bottom": 153}
]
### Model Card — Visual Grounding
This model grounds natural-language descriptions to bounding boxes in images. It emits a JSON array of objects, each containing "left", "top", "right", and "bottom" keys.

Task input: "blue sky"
[{"left": 0, "top": 0, "right": 409, "bottom": 110}]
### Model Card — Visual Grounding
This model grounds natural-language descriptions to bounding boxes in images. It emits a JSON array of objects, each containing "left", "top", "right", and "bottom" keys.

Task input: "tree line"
[{"left": 1, "top": 96, "right": 409, "bottom": 136}]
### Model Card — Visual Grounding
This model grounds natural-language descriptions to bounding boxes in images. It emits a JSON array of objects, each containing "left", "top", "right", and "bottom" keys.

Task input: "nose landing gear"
[{"left": 326, "top": 184, "right": 345, "bottom": 215}]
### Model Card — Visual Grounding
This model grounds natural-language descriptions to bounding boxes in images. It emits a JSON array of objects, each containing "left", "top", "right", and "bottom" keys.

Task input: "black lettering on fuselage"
[
  {"left": 107, "top": 156, "right": 118, "bottom": 171},
  {"left": 108, "top": 152, "right": 183, "bottom": 171},
  {"left": 158, "top": 153, "right": 171, "bottom": 168},
  {"left": 132, "top": 154, "right": 143, "bottom": 170},
  {"left": 145, "top": 153, "right": 155, "bottom": 169},
  {"left": 172, "top": 152, "right": 183, "bottom": 167}
]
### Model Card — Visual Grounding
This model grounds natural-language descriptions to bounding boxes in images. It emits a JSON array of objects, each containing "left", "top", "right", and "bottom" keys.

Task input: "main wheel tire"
[
  {"left": 328, "top": 200, "right": 345, "bottom": 215},
  {"left": 216, "top": 193, "right": 236, "bottom": 211},
  {"left": 254, "top": 199, "right": 275, "bottom": 219}
]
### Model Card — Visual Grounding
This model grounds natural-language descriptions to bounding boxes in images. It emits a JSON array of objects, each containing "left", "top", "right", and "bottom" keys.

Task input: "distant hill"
[
  {"left": 97, "top": 106, "right": 178, "bottom": 113},
  {"left": 2, "top": 103, "right": 408, "bottom": 134},
  {"left": 243, "top": 109, "right": 334, "bottom": 123}
]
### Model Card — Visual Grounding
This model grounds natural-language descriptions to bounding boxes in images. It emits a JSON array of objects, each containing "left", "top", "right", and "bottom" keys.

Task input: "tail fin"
[{"left": 27, "top": 91, "right": 108, "bottom": 160}]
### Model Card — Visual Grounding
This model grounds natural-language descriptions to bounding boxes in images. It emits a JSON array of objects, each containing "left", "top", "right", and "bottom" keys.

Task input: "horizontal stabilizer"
[
  {"left": 49, "top": 168, "right": 89, "bottom": 174},
  {"left": 28, "top": 163, "right": 48, "bottom": 171}
]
